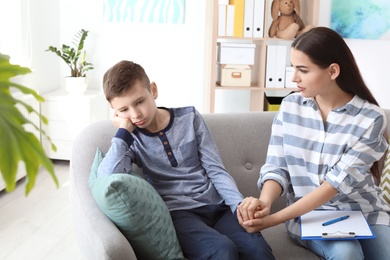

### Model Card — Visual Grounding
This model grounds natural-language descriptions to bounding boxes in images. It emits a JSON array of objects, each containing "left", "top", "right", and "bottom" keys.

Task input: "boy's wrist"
[
  {"left": 119, "top": 124, "right": 135, "bottom": 132},
  {"left": 115, "top": 128, "right": 134, "bottom": 147}
]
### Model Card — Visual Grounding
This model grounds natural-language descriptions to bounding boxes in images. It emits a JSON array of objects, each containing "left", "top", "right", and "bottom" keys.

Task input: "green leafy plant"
[
  {"left": 46, "top": 29, "right": 94, "bottom": 77},
  {"left": 0, "top": 53, "right": 58, "bottom": 195}
]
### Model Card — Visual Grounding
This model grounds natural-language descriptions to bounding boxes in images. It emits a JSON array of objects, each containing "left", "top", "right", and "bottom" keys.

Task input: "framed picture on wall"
[
  {"left": 103, "top": 0, "right": 185, "bottom": 24},
  {"left": 330, "top": 0, "right": 390, "bottom": 40}
]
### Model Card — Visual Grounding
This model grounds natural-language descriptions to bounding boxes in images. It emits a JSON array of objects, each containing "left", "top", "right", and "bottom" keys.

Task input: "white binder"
[
  {"left": 243, "top": 0, "right": 254, "bottom": 38},
  {"left": 226, "top": 5, "right": 235, "bottom": 37},
  {"left": 218, "top": 5, "right": 227, "bottom": 37},
  {"left": 285, "top": 66, "right": 297, "bottom": 88},
  {"left": 243, "top": 0, "right": 264, "bottom": 38},
  {"left": 253, "top": 0, "right": 265, "bottom": 38},
  {"left": 266, "top": 45, "right": 286, "bottom": 88},
  {"left": 266, "top": 45, "right": 277, "bottom": 88},
  {"left": 275, "top": 45, "right": 286, "bottom": 87}
]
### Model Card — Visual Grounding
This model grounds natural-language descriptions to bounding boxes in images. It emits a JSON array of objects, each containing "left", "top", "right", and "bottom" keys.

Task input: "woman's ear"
[
  {"left": 329, "top": 63, "right": 340, "bottom": 80},
  {"left": 150, "top": 82, "right": 158, "bottom": 99}
]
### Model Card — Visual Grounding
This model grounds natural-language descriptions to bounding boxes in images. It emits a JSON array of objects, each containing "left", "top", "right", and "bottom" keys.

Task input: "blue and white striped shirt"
[{"left": 259, "top": 93, "right": 390, "bottom": 239}]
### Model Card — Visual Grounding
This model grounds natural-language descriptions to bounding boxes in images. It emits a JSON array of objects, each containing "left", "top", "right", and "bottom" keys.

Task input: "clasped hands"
[{"left": 237, "top": 196, "right": 273, "bottom": 233}]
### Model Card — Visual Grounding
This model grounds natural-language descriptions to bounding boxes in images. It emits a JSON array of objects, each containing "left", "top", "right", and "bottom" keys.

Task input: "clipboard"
[{"left": 300, "top": 210, "right": 375, "bottom": 240}]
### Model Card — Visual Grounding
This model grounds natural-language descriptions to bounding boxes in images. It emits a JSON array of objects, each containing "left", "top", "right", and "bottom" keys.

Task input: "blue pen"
[{"left": 322, "top": 215, "right": 350, "bottom": 226}]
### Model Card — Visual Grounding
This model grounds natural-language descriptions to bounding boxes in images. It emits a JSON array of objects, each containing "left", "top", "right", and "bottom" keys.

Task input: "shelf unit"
[{"left": 208, "top": 0, "right": 320, "bottom": 112}]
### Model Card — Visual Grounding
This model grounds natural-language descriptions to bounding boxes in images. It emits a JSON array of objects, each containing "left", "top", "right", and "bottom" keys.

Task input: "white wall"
[
  {"left": 27, "top": 0, "right": 207, "bottom": 112},
  {"left": 347, "top": 39, "right": 390, "bottom": 109},
  {"left": 19, "top": 0, "right": 61, "bottom": 94},
  {"left": 20, "top": 0, "right": 390, "bottom": 112},
  {"left": 319, "top": 0, "right": 390, "bottom": 109}
]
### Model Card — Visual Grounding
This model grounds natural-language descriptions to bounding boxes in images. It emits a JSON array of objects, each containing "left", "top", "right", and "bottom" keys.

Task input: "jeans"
[
  {"left": 170, "top": 203, "right": 275, "bottom": 260},
  {"left": 296, "top": 224, "right": 390, "bottom": 260}
]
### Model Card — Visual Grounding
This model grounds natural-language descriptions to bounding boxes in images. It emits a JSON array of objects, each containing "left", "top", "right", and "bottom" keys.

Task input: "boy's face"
[{"left": 110, "top": 80, "right": 158, "bottom": 129}]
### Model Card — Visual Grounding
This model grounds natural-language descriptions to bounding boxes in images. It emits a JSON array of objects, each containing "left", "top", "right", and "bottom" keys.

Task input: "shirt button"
[
  {"left": 168, "top": 152, "right": 172, "bottom": 156},
  {"left": 164, "top": 141, "right": 168, "bottom": 145},
  {"left": 159, "top": 132, "right": 164, "bottom": 136}
]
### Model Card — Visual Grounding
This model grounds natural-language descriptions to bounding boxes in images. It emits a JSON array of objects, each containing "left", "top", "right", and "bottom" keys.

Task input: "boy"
[{"left": 98, "top": 60, "right": 274, "bottom": 260}]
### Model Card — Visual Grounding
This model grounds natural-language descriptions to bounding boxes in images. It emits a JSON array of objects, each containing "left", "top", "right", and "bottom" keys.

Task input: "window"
[{"left": 0, "top": 0, "right": 31, "bottom": 67}]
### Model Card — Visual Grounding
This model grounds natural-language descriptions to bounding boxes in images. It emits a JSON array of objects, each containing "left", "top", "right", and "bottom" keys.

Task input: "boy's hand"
[
  {"left": 112, "top": 113, "right": 136, "bottom": 132},
  {"left": 237, "top": 197, "right": 272, "bottom": 232},
  {"left": 237, "top": 197, "right": 263, "bottom": 220}
]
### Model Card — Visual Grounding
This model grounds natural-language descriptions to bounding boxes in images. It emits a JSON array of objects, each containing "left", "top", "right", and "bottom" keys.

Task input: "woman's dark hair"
[
  {"left": 292, "top": 27, "right": 387, "bottom": 181},
  {"left": 292, "top": 27, "right": 379, "bottom": 106}
]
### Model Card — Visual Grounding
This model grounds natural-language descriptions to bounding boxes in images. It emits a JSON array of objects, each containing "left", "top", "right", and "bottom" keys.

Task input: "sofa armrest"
[{"left": 69, "top": 120, "right": 137, "bottom": 260}]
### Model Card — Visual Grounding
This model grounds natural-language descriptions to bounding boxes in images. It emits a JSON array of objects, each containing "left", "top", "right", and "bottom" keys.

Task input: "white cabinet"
[{"left": 41, "top": 90, "right": 108, "bottom": 160}]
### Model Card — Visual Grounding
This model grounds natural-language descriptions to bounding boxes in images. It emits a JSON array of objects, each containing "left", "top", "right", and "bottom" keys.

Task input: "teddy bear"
[{"left": 268, "top": 0, "right": 314, "bottom": 40}]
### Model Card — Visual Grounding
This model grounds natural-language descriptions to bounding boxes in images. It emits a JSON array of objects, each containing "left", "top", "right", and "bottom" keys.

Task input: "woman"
[{"left": 237, "top": 27, "right": 390, "bottom": 259}]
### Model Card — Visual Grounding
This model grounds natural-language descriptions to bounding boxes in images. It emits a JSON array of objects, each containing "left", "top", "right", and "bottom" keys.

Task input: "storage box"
[
  {"left": 265, "top": 100, "right": 281, "bottom": 111},
  {"left": 217, "top": 64, "right": 251, "bottom": 87},
  {"left": 264, "top": 90, "right": 295, "bottom": 111},
  {"left": 217, "top": 42, "right": 256, "bottom": 65}
]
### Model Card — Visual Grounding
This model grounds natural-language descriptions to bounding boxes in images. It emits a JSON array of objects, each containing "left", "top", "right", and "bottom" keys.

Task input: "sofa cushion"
[
  {"left": 380, "top": 140, "right": 390, "bottom": 204},
  {"left": 89, "top": 148, "right": 184, "bottom": 260}
]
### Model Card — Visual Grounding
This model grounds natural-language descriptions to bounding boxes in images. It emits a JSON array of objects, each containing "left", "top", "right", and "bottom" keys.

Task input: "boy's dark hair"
[{"left": 103, "top": 60, "right": 150, "bottom": 102}]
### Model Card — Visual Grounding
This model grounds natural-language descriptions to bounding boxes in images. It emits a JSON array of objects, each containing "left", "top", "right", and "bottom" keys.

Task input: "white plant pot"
[{"left": 65, "top": 77, "right": 88, "bottom": 94}]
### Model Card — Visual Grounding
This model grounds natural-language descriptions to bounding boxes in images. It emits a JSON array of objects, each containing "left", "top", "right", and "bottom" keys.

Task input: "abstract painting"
[
  {"left": 103, "top": 0, "right": 185, "bottom": 24},
  {"left": 331, "top": 0, "right": 390, "bottom": 40}
]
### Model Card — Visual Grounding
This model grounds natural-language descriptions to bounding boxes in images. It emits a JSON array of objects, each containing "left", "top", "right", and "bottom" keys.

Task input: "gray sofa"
[{"left": 70, "top": 109, "right": 390, "bottom": 260}]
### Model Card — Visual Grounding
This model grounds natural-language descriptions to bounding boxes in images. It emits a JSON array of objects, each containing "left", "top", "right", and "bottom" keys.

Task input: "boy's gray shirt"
[{"left": 97, "top": 106, "right": 243, "bottom": 212}]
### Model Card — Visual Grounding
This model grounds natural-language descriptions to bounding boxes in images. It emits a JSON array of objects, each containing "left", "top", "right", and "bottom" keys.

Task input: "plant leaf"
[
  {"left": 0, "top": 54, "right": 31, "bottom": 80},
  {"left": 0, "top": 53, "right": 58, "bottom": 195}
]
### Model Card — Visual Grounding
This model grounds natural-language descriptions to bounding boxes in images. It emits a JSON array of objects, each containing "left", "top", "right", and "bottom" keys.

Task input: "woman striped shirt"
[{"left": 259, "top": 93, "right": 390, "bottom": 239}]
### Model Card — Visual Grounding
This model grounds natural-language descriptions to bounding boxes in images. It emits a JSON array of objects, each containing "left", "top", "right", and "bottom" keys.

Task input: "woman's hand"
[
  {"left": 237, "top": 197, "right": 271, "bottom": 232},
  {"left": 240, "top": 214, "right": 275, "bottom": 233}
]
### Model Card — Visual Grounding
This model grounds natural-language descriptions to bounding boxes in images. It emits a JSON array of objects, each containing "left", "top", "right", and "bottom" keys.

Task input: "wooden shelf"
[
  {"left": 215, "top": 86, "right": 262, "bottom": 90},
  {"left": 216, "top": 85, "right": 298, "bottom": 91},
  {"left": 207, "top": 0, "right": 320, "bottom": 113}
]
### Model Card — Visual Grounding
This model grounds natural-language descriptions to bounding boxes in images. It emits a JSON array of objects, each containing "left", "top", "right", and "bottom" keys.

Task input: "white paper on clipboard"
[{"left": 300, "top": 210, "right": 374, "bottom": 240}]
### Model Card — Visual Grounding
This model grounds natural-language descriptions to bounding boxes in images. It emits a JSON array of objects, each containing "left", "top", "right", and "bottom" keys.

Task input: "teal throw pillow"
[{"left": 89, "top": 148, "right": 184, "bottom": 260}]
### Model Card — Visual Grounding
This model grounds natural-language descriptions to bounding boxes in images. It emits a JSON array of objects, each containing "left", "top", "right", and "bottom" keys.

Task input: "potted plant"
[{"left": 46, "top": 29, "right": 94, "bottom": 94}]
